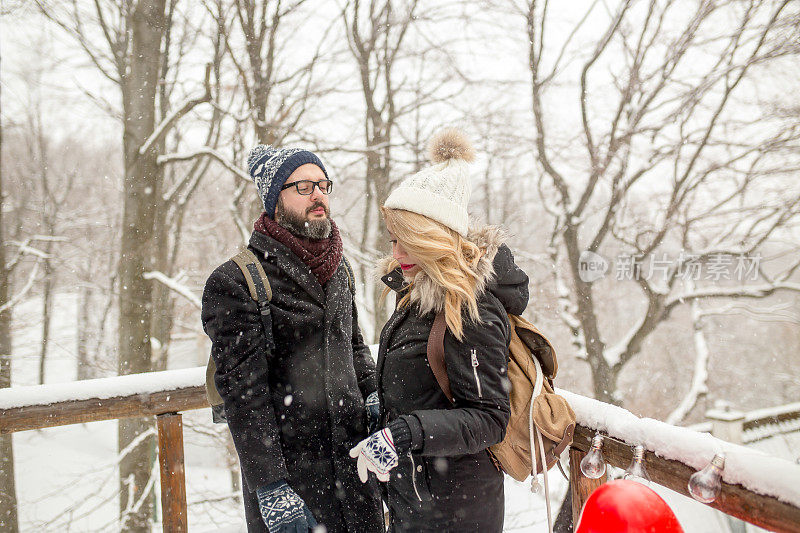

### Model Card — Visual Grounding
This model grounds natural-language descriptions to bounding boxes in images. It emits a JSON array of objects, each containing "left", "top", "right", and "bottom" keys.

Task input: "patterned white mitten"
[{"left": 349, "top": 428, "right": 398, "bottom": 483}]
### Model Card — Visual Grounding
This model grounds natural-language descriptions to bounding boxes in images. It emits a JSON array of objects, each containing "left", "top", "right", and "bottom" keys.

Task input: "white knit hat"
[{"left": 384, "top": 129, "right": 475, "bottom": 236}]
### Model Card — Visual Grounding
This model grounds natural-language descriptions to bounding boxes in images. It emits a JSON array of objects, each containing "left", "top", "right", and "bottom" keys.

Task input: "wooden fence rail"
[
  {"left": 0, "top": 369, "right": 209, "bottom": 532},
  {"left": 570, "top": 425, "right": 800, "bottom": 532},
  {"left": 2, "top": 369, "right": 800, "bottom": 532},
  {"left": 562, "top": 389, "right": 800, "bottom": 533}
]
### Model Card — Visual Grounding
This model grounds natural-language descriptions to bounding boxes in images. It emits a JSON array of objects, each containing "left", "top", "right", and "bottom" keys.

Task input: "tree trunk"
[
  {"left": 371, "top": 171, "right": 391, "bottom": 343},
  {"left": 562, "top": 225, "right": 615, "bottom": 403},
  {"left": 0, "top": 42, "right": 20, "bottom": 533},
  {"left": 150, "top": 206, "right": 173, "bottom": 373},
  {"left": 117, "top": 1, "right": 167, "bottom": 531},
  {"left": 38, "top": 255, "right": 53, "bottom": 384},
  {"left": 76, "top": 286, "right": 95, "bottom": 380}
]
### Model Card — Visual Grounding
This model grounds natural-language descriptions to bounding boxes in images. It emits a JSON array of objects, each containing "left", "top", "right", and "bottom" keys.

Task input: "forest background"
[{"left": 1, "top": 0, "right": 799, "bottom": 531}]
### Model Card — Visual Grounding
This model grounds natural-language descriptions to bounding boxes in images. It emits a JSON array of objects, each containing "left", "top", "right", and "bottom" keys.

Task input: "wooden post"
[
  {"left": 157, "top": 413, "right": 187, "bottom": 533},
  {"left": 570, "top": 447, "right": 606, "bottom": 530}
]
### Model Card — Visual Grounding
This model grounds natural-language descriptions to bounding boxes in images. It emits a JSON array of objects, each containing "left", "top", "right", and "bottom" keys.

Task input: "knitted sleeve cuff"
[
  {"left": 257, "top": 478, "right": 288, "bottom": 498},
  {"left": 388, "top": 415, "right": 424, "bottom": 454}
]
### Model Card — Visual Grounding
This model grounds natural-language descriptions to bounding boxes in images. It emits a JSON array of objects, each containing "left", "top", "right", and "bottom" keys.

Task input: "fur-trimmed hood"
[{"left": 379, "top": 225, "right": 529, "bottom": 316}]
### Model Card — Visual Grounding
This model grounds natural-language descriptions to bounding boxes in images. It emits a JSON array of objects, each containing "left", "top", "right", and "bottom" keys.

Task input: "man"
[{"left": 201, "top": 145, "right": 383, "bottom": 533}]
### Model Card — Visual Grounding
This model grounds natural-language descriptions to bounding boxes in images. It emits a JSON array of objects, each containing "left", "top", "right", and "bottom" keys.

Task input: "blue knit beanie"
[{"left": 247, "top": 144, "right": 329, "bottom": 218}]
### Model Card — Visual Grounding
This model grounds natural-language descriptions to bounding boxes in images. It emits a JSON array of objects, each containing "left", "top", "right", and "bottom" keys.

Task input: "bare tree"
[
  {"left": 221, "top": 0, "right": 326, "bottom": 145},
  {"left": 519, "top": 0, "right": 800, "bottom": 404},
  {"left": 148, "top": 1, "right": 222, "bottom": 372},
  {"left": 34, "top": 0, "right": 213, "bottom": 529},
  {"left": 341, "top": 0, "right": 467, "bottom": 340}
]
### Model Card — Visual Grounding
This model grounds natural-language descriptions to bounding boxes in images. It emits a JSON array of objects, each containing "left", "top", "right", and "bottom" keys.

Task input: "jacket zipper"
[
  {"left": 471, "top": 349, "right": 483, "bottom": 398},
  {"left": 408, "top": 452, "right": 423, "bottom": 502}
]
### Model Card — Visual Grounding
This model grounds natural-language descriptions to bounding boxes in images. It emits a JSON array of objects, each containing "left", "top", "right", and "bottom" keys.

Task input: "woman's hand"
[{"left": 349, "top": 428, "right": 398, "bottom": 483}]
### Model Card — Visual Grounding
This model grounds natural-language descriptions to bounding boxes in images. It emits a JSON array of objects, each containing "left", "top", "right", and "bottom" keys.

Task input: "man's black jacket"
[{"left": 202, "top": 230, "right": 382, "bottom": 533}]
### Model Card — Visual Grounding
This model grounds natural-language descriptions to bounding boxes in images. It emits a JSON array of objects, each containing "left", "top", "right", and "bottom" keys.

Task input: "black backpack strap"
[{"left": 342, "top": 255, "right": 355, "bottom": 294}]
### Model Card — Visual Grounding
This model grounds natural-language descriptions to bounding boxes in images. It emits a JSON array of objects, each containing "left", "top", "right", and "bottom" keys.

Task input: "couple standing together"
[{"left": 202, "top": 130, "right": 530, "bottom": 533}]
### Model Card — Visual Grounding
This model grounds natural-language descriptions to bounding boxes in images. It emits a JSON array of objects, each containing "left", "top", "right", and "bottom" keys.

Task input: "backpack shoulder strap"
[
  {"left": 230, "top": 248, "right": 274, "bottom": 350},
  {"left": 230, "top": 248, "right": 272, "bottom": 304},
  {"left": 342, "top": 255, "right": 355, "bottom": 294},
  {"left": 427, "top": 311, "right": 454, "bottom": 404}
]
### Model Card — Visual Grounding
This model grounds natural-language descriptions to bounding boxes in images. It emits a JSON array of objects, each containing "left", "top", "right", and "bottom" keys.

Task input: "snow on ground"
[
  {"left": 12, "top": 292, "right": 83, "bottom": 387},
  {"left": 14, "top": 412, "right": 246, "bottom": 532}
]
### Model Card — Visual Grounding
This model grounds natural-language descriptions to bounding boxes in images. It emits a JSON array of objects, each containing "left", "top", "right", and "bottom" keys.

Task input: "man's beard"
[{"left": 275, "top": 198, "right": 332, "bottom": 240}]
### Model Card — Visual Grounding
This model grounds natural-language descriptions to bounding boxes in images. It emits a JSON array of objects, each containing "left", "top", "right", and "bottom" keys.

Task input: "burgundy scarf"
[{"left": 254, "top": 212, "right": 343, "bottom": 286}]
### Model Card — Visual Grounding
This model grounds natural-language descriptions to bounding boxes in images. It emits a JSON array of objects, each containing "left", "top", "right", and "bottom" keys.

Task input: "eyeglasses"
[{"left": 280, "top": 179, "right": 333, "bottom": 195}]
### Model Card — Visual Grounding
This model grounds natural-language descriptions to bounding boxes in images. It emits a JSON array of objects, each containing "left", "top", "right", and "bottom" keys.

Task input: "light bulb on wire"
[
  {"left": 688, "top": 453, "right": 725, "bottom": 503},
  {"left": 580, "top": 434, "right": 606, "bottom": 479},
  {"left": 623, "top": 445, "right": 651, "bottom": 485}
]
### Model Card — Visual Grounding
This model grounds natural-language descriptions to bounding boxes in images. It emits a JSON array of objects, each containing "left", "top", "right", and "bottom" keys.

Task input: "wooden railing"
[
  {"left": 2, "top": 369, "right": 800, "bottom": 532},
  {"left": 0, "top": 368, "right": 209, "bottom": 532},
  {"left": 562, "top": 390, "right": 800, "bottom": 532}
]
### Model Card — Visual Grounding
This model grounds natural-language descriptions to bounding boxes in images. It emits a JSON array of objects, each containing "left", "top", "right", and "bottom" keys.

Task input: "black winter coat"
[
  {"left": 201, "top": 230, "right": 383, "bottom": 533},
  {"left": 377, "top": 232, "right": 530, "bottom": 533}
]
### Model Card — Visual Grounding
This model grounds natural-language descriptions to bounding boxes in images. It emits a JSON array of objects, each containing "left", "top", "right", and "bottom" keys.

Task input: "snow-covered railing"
[
  {"left": 2, "top": 370, "right": 800, "bottom": 532},
  {"left": 563, "top": 389, "right": 800, "bottom": 532},
  {"left": 0, "top": 367, "right": 210, "bottom": 532},
  {"left": 0, "top": 367, "right": 208, "bottom": 432},
  {"left": 688, "top": 401, "right": 800, "bottom": 443}
]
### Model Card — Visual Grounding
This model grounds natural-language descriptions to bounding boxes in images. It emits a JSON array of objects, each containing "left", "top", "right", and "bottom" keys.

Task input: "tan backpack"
[{"left": 427, "top": 311, "right": 576, "bottom": 532}]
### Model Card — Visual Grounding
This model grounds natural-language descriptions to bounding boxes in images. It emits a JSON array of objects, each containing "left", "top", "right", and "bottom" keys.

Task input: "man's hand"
[
  {"left": 349, "top": 428, "right": 398, "bottom": 483},
  {"left": 256, "top": 480, "right": 317, "bottom": 533},
  {"left": 365, "top": 391, "right": 380, "bottom": 434}
]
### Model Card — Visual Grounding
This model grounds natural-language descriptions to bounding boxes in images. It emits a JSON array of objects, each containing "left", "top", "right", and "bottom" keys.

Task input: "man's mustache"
[{"left": 306, "top": 202, "right": 329, "bottom": 216}]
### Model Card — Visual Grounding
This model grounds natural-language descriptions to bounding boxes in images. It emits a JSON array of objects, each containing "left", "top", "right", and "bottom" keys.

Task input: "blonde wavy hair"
[{"left": 380, "top": 207, "right": 484, "bottom": 340}]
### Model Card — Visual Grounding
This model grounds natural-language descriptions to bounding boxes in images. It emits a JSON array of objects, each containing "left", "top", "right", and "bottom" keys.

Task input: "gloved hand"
[
  {"left": 365, "top": 391, "right": 380, "bottom": 434},
  {"left": 349, "top": 428, "right": 398, "bottom": 483},
  {"left": 256, "top": 479, "right": 317, "bottom": 533}
]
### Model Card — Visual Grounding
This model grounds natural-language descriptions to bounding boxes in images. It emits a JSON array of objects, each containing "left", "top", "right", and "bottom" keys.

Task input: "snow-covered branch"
[
  {"left": 138, "top": 64, "right": 212, "bottom": 156},
  {"left": 158, "top": 147, "right": 250, "bottom": 183},
  {"left": 5, "top": 235, "right": 65, "bottom": 271},
  {"left": 119, "top": 461, "right": 158, "bottom": 530},
  {"left": 0, "top": 261, "right": 41, "bottom": 313},
  {"left": 143, "top": 271, "right": 201, "bottom": 309},
  {"left": 698, "top": 301, "right": 800, "bottom": 324},
  {"left": 602, "top": 313, "right": 646, "bottom": 369},
  {"left": 547, "top": 244, "right": 587, "bottom": 360},
  {"left": 666, "top": 281, "right": 800, "bottom": 310}
]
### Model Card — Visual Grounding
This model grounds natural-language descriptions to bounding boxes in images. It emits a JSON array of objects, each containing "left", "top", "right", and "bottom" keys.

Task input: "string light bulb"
[
  {"left": 623, "top": 445, "right": 651, "bottom": 485},
  {"left": 688, "top": 453, "right": 725, "bottom": 503},
  {"left": 580, "top": 434, "right": 607, "bottom": 479}
]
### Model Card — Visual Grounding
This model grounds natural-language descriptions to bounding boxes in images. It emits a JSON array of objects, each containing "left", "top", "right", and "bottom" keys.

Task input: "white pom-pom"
[{"left": 427, "top": 129, "right": 475, "bottom": 164}]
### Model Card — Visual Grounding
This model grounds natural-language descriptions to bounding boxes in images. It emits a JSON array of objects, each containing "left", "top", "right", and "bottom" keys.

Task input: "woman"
[{"left": 349, "top": 130, "right": 530, "bottom": 532}]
